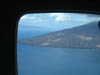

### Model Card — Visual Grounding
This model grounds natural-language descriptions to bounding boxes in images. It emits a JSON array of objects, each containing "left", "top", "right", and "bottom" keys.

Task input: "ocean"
[
  {"left": 17, "top": 43, "right": 100, "bottom": 75},
  {"left": 17, "top": 30, "right": 100, "bottom": 75}
]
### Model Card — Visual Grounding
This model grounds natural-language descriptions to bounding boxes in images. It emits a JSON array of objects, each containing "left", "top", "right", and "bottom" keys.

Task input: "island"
[{"left": 18, "top": 21, "right": 100, "bottom": 49}]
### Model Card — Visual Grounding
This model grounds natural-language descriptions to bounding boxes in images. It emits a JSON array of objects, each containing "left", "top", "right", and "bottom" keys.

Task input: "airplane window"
[{"left": 17, "top": 13, "right": 100, "bottom": 75}]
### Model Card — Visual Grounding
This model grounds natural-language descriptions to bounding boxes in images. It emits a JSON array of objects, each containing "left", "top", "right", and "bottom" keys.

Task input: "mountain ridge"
[{"left": 18, "top": 21, "right": 100, "bottom": 49}]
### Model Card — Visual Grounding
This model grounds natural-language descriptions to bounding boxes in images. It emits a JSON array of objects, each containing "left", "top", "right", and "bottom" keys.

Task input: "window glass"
[{"left": 17, "top": 13, "right": 100, "bottom": 75}]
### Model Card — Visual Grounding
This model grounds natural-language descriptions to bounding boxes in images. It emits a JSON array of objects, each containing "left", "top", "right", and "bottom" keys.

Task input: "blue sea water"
[
  {"left": 17, "top": 30, "right": 100, "bottom": 75},
  {"left": 17, "top": 43, "right": 100, "bottom": 75}
]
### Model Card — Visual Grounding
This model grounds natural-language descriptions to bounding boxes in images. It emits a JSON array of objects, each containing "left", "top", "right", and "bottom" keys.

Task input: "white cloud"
[
  {"left": 37, "top": 18, "right": 42, "bottom": 22},
  {"left": 19, "top": 15, "right": 44, "bottom": 24},
  {"left": 20, "top": 15, "right": 36, "bottom": 20},
  {"left": 50, "top": 13, "right": 71, "bottom": 22},
  {"left": 83, "top": 15, "right": 100, "bottom": 23}
]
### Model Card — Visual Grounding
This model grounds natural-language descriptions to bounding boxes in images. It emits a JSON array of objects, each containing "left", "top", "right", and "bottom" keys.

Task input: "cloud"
[
  {"left": 83, "top": 14, "right": 100, "bottom": 23},
  {"left": 50, "top": 13, "right": 71, "bottom": 22},
  {"left": 86, "top": 14, "right": 99, "bottom": 18},
  {"left": 20, "top": 15, "right": 36, "bottom": 20},
  {"left": 19, "top": 15, "right": 44, "bottom": 24}
]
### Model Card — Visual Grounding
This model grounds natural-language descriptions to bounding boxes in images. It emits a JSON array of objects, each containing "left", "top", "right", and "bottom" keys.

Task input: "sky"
[{"left": 18, "top": 13, "right": 100, "bottom": 32}]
